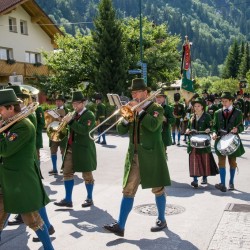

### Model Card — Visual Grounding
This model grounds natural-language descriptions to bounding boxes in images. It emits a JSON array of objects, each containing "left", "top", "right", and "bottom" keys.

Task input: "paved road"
[{"left": 1, "top": 130, "right": 250, "bottom": 250}]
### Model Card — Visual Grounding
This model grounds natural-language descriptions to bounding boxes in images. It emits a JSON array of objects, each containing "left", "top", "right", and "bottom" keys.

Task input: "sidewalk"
[{"left": 1, "top": 130, "right": 250, "bottom": 250}]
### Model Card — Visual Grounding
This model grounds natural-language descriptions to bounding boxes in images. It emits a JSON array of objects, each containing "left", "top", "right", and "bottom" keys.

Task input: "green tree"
[
  {"left": 222, "top": 40, "right": 240, "bottom": 79},
  {"left": 42, "top": 32, "right": 94, "bottom": 97},
  {"left": 121, "top": 17, "right": 180, "bottom": 89},
  {"left": 238, "top": 43, "right": 250, "bottom": 79},
  {"left": 92, "top": 0, "right": 127, "bottom": 95}
]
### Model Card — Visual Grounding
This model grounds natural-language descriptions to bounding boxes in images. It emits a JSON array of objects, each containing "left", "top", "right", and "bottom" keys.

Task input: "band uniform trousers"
[
  {"left": 123, "top": 154, "right": 164, "bottom": 198},
  {"left": 218, "top": 155, "right": 237, "bottom": 168},
  {"left": 63, "top": 146, "right": 94, "bottom": 183}
]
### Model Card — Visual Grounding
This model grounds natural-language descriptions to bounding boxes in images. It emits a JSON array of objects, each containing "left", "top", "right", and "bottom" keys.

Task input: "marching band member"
[
  {"left": 54, "top": 91, "right": 97, "bottom": 208},
  {"left": 104, "top": 78, "right": 171, "bottom": 236},
  {"left": 48, "top": 94, "right": 68, "bottom": 175},
  {"left": 186, "top": 97, "right": 217, "bottom": 187},
  {"left": 212, "top": 92, "right": 245, "bottom": 192},
  {"left": 95, "top": 93, "right": 107, "bottom": 145},
  {"left": 0, "top": 89, "right": 54, "bottom": 249},
  {"left": 172, "top": 93, "right": 185, "bottom": 146},
  {"left": 155, "top": 90, "right": 176, "bottom": 151}
]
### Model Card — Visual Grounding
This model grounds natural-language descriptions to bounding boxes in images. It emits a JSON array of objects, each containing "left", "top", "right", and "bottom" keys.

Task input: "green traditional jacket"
[
  {"left": 162, "top": 104, "right": 176, "bottom": 147},
  {"left": 244, "top": 100, "right": 250, "bottom": 118},
  {"left": 35, "top": 106, "right": 45, "bottom": 149},
  {"left": 187, "top": 112, "right": 212, "bottom": 154},
  {"left": 96, "top": 103, "right": 106, "bottom": 122},
  {"left": 212, "top": 108, "right": 245, "bottom": 157},
  {"left": 117, "top": 101, "right": 171, "bottom": 189},
  {"left": 172, "top": 102, "right": 185, "bottom": 127},
  {"left": 0, "top": 118, "right": 49, "bottom": 213},
  {"left": 62, "top": 109, "right": 97, "bottom": 172},
  {"left": 206, "top": 104, "right": 218, "bottom": 120}
]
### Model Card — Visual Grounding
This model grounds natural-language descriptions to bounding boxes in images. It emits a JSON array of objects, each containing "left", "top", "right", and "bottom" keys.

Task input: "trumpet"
[
  {"left": 89, "top": 85, "right": 166, "bottom": 141},
  {"left": 0, "top": 102, "right": 39, "bottom": 133}
]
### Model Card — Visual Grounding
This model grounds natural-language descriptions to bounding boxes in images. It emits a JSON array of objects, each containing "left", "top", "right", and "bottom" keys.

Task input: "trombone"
[{"left": 89, "top": 84, "right": 166, "bottom": 141}]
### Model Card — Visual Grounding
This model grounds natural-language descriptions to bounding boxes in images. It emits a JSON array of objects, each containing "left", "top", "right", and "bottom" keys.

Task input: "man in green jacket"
[
  {"left": 212, "top": 92, "right": 245, "bottom": 192},
  {"left": 104, "top": 78, "right": 171, "bottom": 237},
  {"left": 155, "top": 90, "right": 176, "bottom": 150},
  {"left": 95, "top": 93, "right": 107, "bottom": 145},
  {"left": 0, "top": 89, "right": 54, "bottom": 249},
  {"left": 54, "top": 91, "right": 97, "bottom": 208}
]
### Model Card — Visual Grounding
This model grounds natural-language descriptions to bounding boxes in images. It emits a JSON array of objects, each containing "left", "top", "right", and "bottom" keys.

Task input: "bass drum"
[
  {"left": 190, "top": 134, "right": 211, "bottom": 148},
  {"left": 216, "top": 133, "right": 240, "bottom": 156}
]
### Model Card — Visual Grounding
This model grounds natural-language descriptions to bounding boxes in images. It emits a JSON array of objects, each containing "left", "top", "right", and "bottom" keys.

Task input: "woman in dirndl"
[{"left": 186, "top": 97, "right": 218, "bottom": 188}]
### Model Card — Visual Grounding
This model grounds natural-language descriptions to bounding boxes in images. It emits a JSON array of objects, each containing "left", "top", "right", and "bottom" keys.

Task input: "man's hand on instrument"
[
  {"left": 212, "top": 132, "right": 217, "bottom": 140},
  {"left": 205, "top": 128, "right": 210, "bottom": 133},
  {"left": 231, "top": 127, "right": 238, "bottom": 134}
]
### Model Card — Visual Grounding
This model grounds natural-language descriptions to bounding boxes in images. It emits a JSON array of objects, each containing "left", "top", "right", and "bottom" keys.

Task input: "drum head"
[
  {"left": 190, "top": 134, "right": 211, "bottom": 148},
  {"left": 217, "top": 133, "right": 240, "bottom": 156}
]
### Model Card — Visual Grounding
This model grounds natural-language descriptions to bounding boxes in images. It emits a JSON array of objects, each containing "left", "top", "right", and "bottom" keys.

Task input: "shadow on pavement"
[
  {"left": 49, "top": 175, "right": 83, "bottom": 186},
  {"left": 106, "top": 228, "right": 198, "bottom": 250},
  {"left": 62, "top": 206, "right": 115, "bottom": 234}
]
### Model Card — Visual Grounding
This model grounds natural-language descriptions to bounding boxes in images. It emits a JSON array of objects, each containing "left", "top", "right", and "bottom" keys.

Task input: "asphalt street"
[{"left": 1, "top": 129, "right": 250, "bottom": 250}]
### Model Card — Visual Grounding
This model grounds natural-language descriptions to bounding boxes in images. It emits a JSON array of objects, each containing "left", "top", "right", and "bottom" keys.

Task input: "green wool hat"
[
  {"left": 70, "top": 91, "right": 86, "bottom": 102},
  {"left": 0, "top": 89, "right": 21, "bottom": 106},
  {"left": 191, "top": 97, "right": 205, "bottom": 107},
  {"left": 55, "top": 94, "right": 66, "bottom": 102},
  {"left": 6, "top": 85, "right": 29, "bottom": 99},
  {"left": 221, "top": 91, "right": 234, "bottom": 100},
  {"left": 156, "top": 90, "right": 167, "bottom": 97},
  {"left": 128, "top": 78, "right": 147, "bottom": 91}
]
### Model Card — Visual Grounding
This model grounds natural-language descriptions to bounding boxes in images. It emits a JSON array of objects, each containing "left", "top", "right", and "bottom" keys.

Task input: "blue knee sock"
[
  {"left": 51, "top": 155, "right": 57, "bottom": 172},
  {"left": 229, "top": 168, "right": 236, "bottom": 184},
  {"left": 172, "top": 132, "right": 176, "bottom": 142},
  {"left": 155, "top": 194, "right": 166, "bottom": 222},
  {"left": 177, "top": 132, "right": 181, "bottom": 142},
  {"left": 64, "top": 179, "right": 74, "bottom": 202},
  {"left": 193, "top": 176, "right": 198, "bottom": 183},
  {"left": 118, "top": 197, "right": 134, "bottom": 230},
  {"left": 219, "top": 168, "right": 226, "bottom": 185},
  {"left": 102, "top": 133, "right": 106, "bottom": 143},
  {"left": 39, "top": 207, "right": 51, "bottom": 230},
  {"left": 35, "top": 224, "right": 54, "bottom": 250},
  {"left": 85, "top": 183, "right": 94, "bottom": 200}
]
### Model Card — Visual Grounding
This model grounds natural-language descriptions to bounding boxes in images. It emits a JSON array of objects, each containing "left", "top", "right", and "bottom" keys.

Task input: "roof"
[{"left": 0, "top": 0, "right": 63, "bottom": 46}]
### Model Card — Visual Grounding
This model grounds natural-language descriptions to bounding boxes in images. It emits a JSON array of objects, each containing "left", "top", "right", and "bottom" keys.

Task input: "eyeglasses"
[{"left": 131, "top": 90, "right": 144, "bottom": 95}]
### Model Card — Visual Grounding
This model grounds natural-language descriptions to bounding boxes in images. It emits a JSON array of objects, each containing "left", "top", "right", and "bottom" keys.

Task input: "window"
[
  {"left": 9, "top": 17, "right": 17, "bottom": 32},
  {"left": 0, "top": 47, "right": 14, "bottom": 60},
  {"left": 20, "top": 20, "right": 28, "bottom": 35},
  {"left": 25, "top": 52, "right": 41, "bottom": 63}
]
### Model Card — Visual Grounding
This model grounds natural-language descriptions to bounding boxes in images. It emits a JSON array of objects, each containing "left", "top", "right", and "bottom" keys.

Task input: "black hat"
[
  {"left": 0, "top": 89, "right": 22, "bottom": 106},
  {"left": 70, "top": 91, "right": 86, "bottom": 102},
  {"left": 94, "top": 93, "right": 103, "bottom": 100},
  {"left": 55, "top": 94, "right": 66, "bottom": 102},
  {"left": 174, "top": 92, "right": 181, "bottom": 102},
  {"left": 206, "top": 94, "right": 215, "bottom": 103},
  {"left": 6, "top": 85, "right": 29, "bottom": 99},
  {"left": 221, "top": 92, "right": 234, "bottom": 100},
  {"left": 191, "top": 97, "right": 205, "bottom": 107},
  {"left": 128, "top": 78, "right": 147, "bottom": 91}
]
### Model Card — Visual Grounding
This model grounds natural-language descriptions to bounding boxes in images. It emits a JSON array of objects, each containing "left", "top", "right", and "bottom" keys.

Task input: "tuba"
[
  {"left": 46, "top": 112, "right": 74, "bottom": 142},
  {"left": 0, "top": 102, "right": 39, "bottom": 133}
]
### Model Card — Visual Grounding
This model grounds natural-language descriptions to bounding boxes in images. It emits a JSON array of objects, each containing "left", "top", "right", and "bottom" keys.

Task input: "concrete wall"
[{"left": 0, "top": 6, "right": 54, "bottom": 63}]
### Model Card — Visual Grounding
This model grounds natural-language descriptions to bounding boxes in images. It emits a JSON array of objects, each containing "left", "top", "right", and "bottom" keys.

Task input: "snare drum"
[
  {"left": 190, "top": 134, "right": 211, "bottom": 148},
  {"left": 217, "top": 133, "right": 240, "bottom": 156}
]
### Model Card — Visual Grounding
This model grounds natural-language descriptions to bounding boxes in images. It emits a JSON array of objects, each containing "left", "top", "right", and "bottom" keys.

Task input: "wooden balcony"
[{"left": 0, "top": 59, "right": 50, "bottom": 78}]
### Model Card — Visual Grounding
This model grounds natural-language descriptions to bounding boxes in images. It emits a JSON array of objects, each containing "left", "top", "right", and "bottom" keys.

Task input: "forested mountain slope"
[{"left": 37, "top": 0, "right": 250, "bottom": 75}]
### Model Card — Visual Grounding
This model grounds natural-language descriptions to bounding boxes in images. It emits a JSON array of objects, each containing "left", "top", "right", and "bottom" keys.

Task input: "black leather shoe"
[
  {"left": 100, "top": 141, "right": 107, "bottom": 145},
  {"left": 201, "top": 178, "right": 207, "bottom": 185},
  {"left": 191, "top": 181, "right": 198, "bottom": 188},
  {"left": 54, "top": 199, "right": 73, "bottom": 207},
  {"left": 103, "top": 222, "right": 124, "bottom": 237},
  {"left": 8, "top": 214, "right": 23, "bottom": 226},
  {"left": 151, "top": 219, "right": 167, "bottom": 232},
  {"left": 228, "top": 183, "right": 235, "bottom": 190},
  {"left": 215, "top": 183, "right": 227, "bottom": 192},
  {"left": 33, "top": 225, "right": 55, "bottom": 242},
  {"left": 48, "top": 170, "right": 58, "bottom": 175},
  {"left": 81, "top": 199, "right": 93, "bottom": 207}
]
